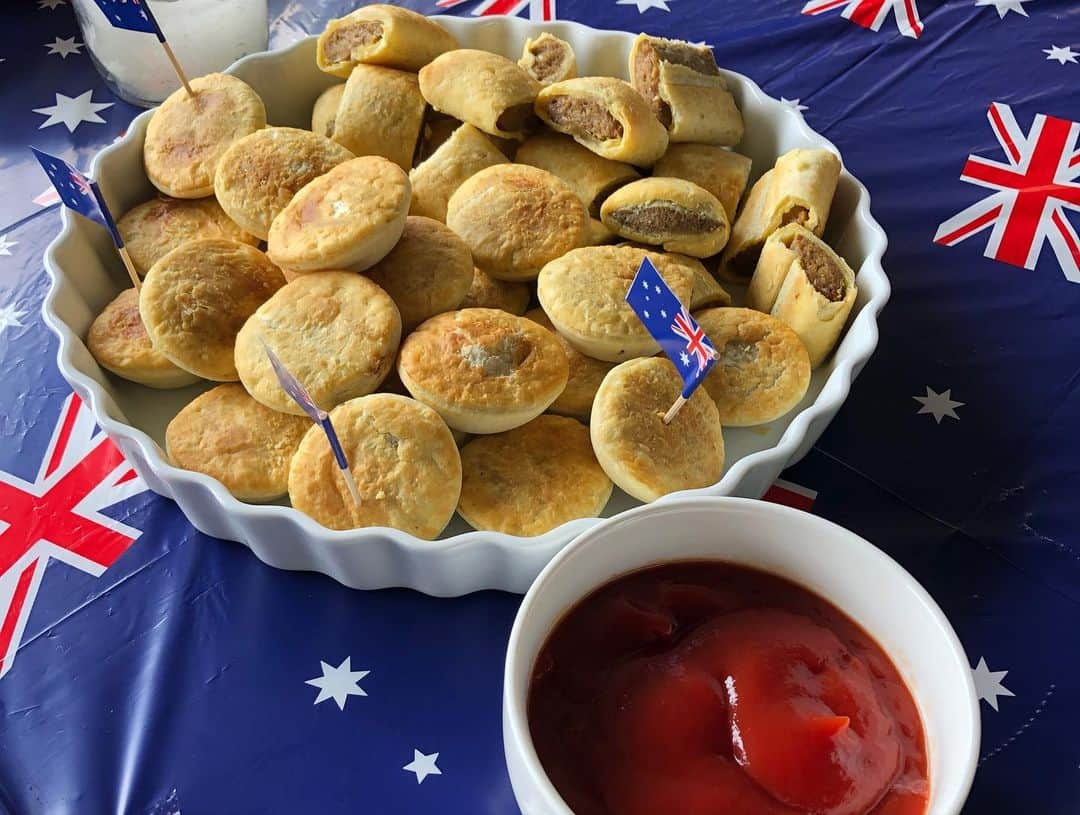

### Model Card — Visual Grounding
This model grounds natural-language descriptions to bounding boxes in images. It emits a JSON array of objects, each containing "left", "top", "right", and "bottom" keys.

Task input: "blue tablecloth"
[{"left": 1, "top": 1, "right": 1078, "bottom": 812}]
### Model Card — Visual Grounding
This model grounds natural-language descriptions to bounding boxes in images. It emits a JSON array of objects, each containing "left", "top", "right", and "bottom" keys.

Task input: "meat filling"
[
  {"left": 590, "top": 178, "right": 636, "bottom": 219},
  {"left": 545, "top": 96, "right": 624, "bottom": 142},
  {"left": 633, "top": 39, "right": 721, "bottom": 130},
  {"left": 323, "top": 21, "right": 384, "bottom": 63},
  {"left": 792, "top": 233, "right": 846, "bottom": 302},
  {"left": 496, "top": 103, "right": 540, "bottom": 134},
  {"left": 781, "top": 205, "right": 810, "bottom": 227},
  {"left": 526, "top": 37, "right": 568, "bottom": 83},
  {"left": 610, "top": 203, "right": 723, "bottom": 236},
  {"left": 721, "top": 339, "right": 759, "bottom": 368},
  {"left": 652, "top": 40, "right": 721, "bottom": 77}
]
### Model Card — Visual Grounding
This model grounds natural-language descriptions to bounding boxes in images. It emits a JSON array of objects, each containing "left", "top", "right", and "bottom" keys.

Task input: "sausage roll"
[
  {"left": 747, "top": 223, "right": 857, "bottom": 367},
  {"left": 332, "top": 64, "right": 427, "bottom": 171},
  {"left": 419, "top": 50, "right": 541, "bottom": 140},
  {"left": 535, "top": 77, "right": 669, "bottom": 167},
  {"left": 718, "top": 147, "right": 842, "bottom": 282},
  {"left": 409, "top": 123, "right": 510, "bottom": 222},
  {"left": 519, "top": 33, "right": 577, "bottom": 86},
  {"left": 515, "top": 131, "right": 640, "bottom": 218},
  {"left": 317, "top": 4, "right": 458, "bottom": 77},
  {"left": 600, "top": 177, "right": 730, "bottom": 258},
  {"left": 629, "top": 34, "right": 744, "bottom": 146},
  {"left": 653, "top": 143, "right": 752, "bottom": 221}
]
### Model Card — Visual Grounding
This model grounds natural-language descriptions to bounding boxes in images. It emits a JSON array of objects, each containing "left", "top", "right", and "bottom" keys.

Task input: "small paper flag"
[
  {"left": 30, "top": 148, "right": 123, "bottom": 247},
  {"left": 89, "top": 0, "right": 165, "bottom": 42}
]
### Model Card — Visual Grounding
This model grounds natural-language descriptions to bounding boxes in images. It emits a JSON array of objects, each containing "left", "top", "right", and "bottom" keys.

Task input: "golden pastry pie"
[
  {"left": 515, "top": 130, "right": 640, "bottom": 218},
  {"left": 166, "top": 383, "right": 309, "bottom": 502},
  {"left": 590, "top": 357, "right": 725, "bottom": 502},
  {"left": 140, "top": 238, "right": 285, "bottom": 381},
  {"left": 214, "top": 126, "right": 354, "bottom": 240},
  {"left": 117, "top": 196, "right": 258, "bottom": 277},
  {"left": 419, "top": 49, "right": 541, "bottom": 140},
  {"left": 629, "top": 34, "right": 743, "bottom": 146},
  {"left": 288, "top": 393, "right": 462, "bottom": 539},
  {"left": 458, "top": 415, "right": 612, "bottom": 536},
  {"left": 317, "top": 4, "right": 458, "bottom": 76},
  {"left": 333, "top": 64, "right": 427, "bottom": 170},
  {"left": 446, "top": 164, "right": 588, "bottom": 281},
  {"left": 267, "top": 156, "right": 410, "bottom": 275},
  {"left": 460, "top": 267, "right": 531, "bottom": 315},
  {"left": 87, "top": 288, "right": 201, "bottom": 389},
  {"left": 653, "top": 143, "right": 752, "bottom": 221},
  {"left": 409, "top": 123, "right": 509, "bottom": 222},
  {"left": 519, "top": 33, "right": 577, "bottom": 86},
  {"left": 524, "top": 308, "right": 615, "bottom": 421},
  {"left": 143, "top": 73, "right": 267, "bottom": 198},
  {"left": 719, "top": 147, "right": 842, "bottom": 281},
  {"left": 535, "top": 77, "right": 669, "bottom": 166},
  {"left": 234, "top": 271, "right": 401, "bottom": 415},
  {"left": 601, "top": 177, "right": 730, "bottom": 257},
  {"left": 536, "top": 245, "right": 694, "bottom": 362},
  {"left": 311, "top": 83, "right": 345, "bottom": 138},
  {"left": 747, "top": 223, "right": 857, "bottom": 367},
  {"left": 364, "top": 216, "right": 474, "bottom": 331},
  {"left": 397, "top": 308, "right": 569, "bottom": 434},
  {"left": 695, "top": 307, "right": 811, "bottom": 426}
]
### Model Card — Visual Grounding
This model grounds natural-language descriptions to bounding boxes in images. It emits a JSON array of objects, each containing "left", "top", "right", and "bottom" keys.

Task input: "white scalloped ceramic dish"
[{"left": 42, "top": 15, "right": 890, "bottom": 596}]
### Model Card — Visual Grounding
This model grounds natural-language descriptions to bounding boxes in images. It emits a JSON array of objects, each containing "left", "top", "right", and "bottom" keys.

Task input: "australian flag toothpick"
[
  {"left": 89, "top": 0, "right": 193, "bottom": 96},
  {"left": 626, "top": 256, "right": 718, "bottom": 423},
  {"left": 31, "top": 147, "right": 142, "bottom": 290},
  {"left": 262, "top": 342, "right": 362, "bottom": 506}
]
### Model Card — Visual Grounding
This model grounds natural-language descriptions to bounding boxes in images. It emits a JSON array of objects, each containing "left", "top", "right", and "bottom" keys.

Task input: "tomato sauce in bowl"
[{"left": 527, "top": 561, "right": 929, "bottom": 815}]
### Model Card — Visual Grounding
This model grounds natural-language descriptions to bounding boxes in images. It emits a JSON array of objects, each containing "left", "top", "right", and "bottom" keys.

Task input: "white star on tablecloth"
[
  {"left": 45, "top": 37, "right": 83, "bottom": 59},
  {"left": 33, "top": 90, "right": 113, "bottom": 133},
  {"left": 0, "top": 234, "right": 17, "bottom": 256},
  {"left": 913, "top": 386, "right": 963, "bottom": 423},
  {"left": 643, "top": 310, "right": 650, "bottom": 319},
  {"left": 974, "top": 0, "right": 1032, "bottom": 18},
  {"left": 305, "top": 657, "right": 369, "bottom": 710},
  {"left": 781, "top": 97, "right": 809, "bottom": 113},
  {"left": 660, "top": 309, "right": 668, "bottom": 318},
  {"left": 0, "top": 305, "right": 26, "bottom": 332},
  {"left": 679, "top": 351, "right": 691, "bottom": 367},
  {"left": 617, "top": 0, "right": 671, "bottom": 12},
  {"left": 403, "top": 749, "right": 442, "bottom": 784},
  {"left": 1043, "top": 44, "right": 1078, "bottom": 64},
  {"left": 38, "top": 0, "right": 67, "bottom": 9},
  {"left": 972, "top": 657, "right": 1015, "bottom": 711}
]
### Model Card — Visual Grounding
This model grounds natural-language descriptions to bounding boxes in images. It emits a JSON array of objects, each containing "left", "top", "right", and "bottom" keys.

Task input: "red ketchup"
[{"left": 527, "top": 562, "right": 929, "bottom": 815}]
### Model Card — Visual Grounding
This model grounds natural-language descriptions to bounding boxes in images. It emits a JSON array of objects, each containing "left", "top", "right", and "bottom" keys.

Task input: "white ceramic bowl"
[
  {"left": 503, "top": 497, "right": 979, "bottom": 814},
  {"left": 42, "top": 16, "right": 890, "bottom": 595}
]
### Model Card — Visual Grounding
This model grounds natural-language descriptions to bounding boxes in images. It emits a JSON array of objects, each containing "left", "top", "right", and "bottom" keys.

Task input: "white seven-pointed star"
[
  {"left": 617, "top": 0, "right": 671, "bottom": 12},
  {"left": 781, "top": 97, "right": 809, "bottom": 113},
  {"left": 913, "top": 387, "right": 964, "bottom": 423},
  {"left": 1043, "top": 44, "right": 1079, "bottom": 64},
  {"left": 0, "top": 234, "right": 17, "bottom": 256},
  {"left": 33, "top": 90, "right": 113, "bottom": 133},
  {"left": 0, "top": 305, "right": 26, "bottom": 332},
  {"left": 38, "top": 0, "right": 67, "bottom": 9},
  {"left": 972, "top": 657, "right": 1015, "bottom": 711},
  {"left": 679, "top": 351, "right": 691, "bottom": 367},
  {"left": 305, "top": 657, "right": 369, "bottom": 710},
  {"left": 974, "top": 0, "right": 1032, "bottom": 18},
  {"left": 403, "top": 749, "right": 442, "bottom": 784},
  {"left": 45, "top": 37, "right": 83, "bottom": 59}
]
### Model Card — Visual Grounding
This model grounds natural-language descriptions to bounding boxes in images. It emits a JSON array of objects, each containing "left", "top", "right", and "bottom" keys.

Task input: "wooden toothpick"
[
  {"left": 116, "top": 245, "right": 142, "bottom": 291},
  {"left": 160, "top": 40, "right": 194, "bottom": 98},
  {"left": 663, "top": 396, "right": 688, "bottom": 425}
]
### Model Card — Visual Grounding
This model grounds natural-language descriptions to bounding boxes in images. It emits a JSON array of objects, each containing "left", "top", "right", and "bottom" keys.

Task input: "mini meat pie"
[
  {"left": 601, "top": 177, "right": 730, "bottom": 258},
  {"left": 747, "top": 224, "right": 858, "bottom": 367},
  {"left": 419, "top": 50, "right": 541, "bottom": 140},
  {"left": 311, "top": 83, "right": 345, "bottom": 138},
  {"left": 629, "top": 34, "right": 744, "bottom": 146},
  {"left": 515, "top": 131, "right": 640, "bottom": 218},
  {"left": 409, "top": 123, "right": 509, "bottom": 222},
  {"left": 525, "top": 308, "right": 615, "bottom": 421},
  {"left": 460, "top": 268, "right": 531, "bottom": 315},
  {"left": 653, "top": 144, "right": 752, "bottom": 222},
  {"left": 720, "top": 147, "right": 842, "bottom": 281},
  {"left": 333, "top": 65, "right": 427, "bottom": 171},
  {"left": 519, "top": 33, "right": 577, "bottom": 86},
  {"left": 536, "top": 77, "right": 669, "bottom": 167},
  {"left": 317, "top": 4, "right": 458, "bottom": 76}
]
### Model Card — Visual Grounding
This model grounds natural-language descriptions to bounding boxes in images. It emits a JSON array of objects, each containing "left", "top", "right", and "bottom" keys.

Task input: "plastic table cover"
[{"left": 1, "top": 0, "right": 1078, "bottom": 812}]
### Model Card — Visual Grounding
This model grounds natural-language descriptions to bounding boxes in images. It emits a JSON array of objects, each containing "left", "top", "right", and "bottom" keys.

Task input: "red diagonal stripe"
[
  {"left": 1071, "top": 153, "right": 1080, "bottom": 168},
  {"left": 849, "top": 0, "right": 885, "bottom": 29},
  {"left": 1053, "top": 210, "right": 1080, "bottom": 269},
  {"left": 45, "top": 397, "right": 81, "bottom": 479},
  {"left": 990, "top": 104, "right": 1022, "bottom": 164},
  {"left": 904, "top": 0, "right": 923, "bottom": 35},
  {"left": 934, "top": 204, "right": 1003, "bottom": 245},
  {"left": 804, "top": 0, "right": 851, "bottom": 14},
  {"left": 479, "top": 0, "right": 525, "bottom": 12},
  {"left": 0, "top": 560, "right": 38, "bottom": 674}
]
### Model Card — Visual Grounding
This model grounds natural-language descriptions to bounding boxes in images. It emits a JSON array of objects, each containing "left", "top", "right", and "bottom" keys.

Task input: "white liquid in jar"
[{"left": 74, "top": 0, "right": 269, "bottom": 107}]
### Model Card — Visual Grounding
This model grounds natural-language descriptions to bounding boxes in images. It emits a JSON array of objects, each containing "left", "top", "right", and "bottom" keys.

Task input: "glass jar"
[{"left": 72, "top": 0, "right": 270, "bottom": 108}]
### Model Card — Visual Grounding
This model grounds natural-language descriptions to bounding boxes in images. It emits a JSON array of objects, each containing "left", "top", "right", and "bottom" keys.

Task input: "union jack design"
[
  {"left": 802, "top": 0, "right": 924, "bottom": 39},
  {"left": 434, "top": 0, "right": 557, "bottom": 22},
  {"left": 672, "top": 307, "right": 713, "bottom": 372},
  {"left": 0, "top": 394, "right": 145, "bottom": 679},
  {"left": 934, "top": 103, "right": 1080, "bottom": 284}
]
